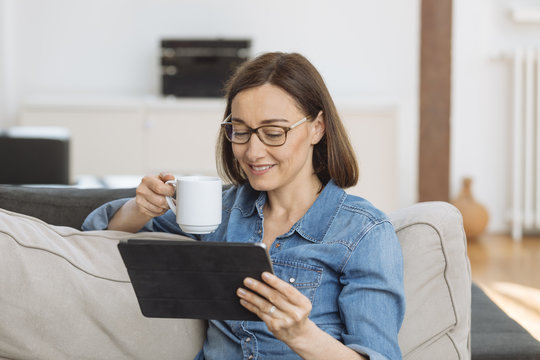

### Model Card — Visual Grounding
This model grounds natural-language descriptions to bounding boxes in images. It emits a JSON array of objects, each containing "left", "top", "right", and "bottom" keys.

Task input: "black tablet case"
[{"left": 118, "top": 240, "right": 273, "bottom": 321}]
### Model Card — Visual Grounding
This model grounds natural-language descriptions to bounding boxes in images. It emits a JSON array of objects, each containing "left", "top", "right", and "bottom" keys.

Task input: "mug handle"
[{"left": 165, "top": 179, "right": 177, "bottom": 214}]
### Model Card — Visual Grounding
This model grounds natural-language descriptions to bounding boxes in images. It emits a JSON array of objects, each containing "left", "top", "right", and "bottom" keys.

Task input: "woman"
[{"left": 83, "top": 52, "right": 405, "bottom": 360}]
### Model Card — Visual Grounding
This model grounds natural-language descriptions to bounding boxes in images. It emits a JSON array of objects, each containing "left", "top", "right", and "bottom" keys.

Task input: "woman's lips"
[{"left": 248, "top": 164, "right": 275, "bottom": 175}]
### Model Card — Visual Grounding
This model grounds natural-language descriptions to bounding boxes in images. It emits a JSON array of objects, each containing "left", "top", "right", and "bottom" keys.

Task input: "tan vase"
[{"left": 452, "top": 177, "right": 489, "bottom": 240}]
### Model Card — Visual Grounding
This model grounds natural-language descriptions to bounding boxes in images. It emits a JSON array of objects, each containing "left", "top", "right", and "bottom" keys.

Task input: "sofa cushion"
[
  {"left": 0, "top": 208, "right": 205, "bottom": 360},
  {"left": 390, "top": 202, "right": 471, "bottom": 359}
]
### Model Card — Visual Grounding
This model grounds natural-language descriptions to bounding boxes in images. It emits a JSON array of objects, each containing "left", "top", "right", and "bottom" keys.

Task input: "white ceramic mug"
[{"left": 165, "top": 175, "right": 222, "bottom": 234}]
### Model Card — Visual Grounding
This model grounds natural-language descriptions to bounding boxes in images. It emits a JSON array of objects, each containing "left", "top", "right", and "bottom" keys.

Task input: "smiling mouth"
[{"left": 250, "top": 164, "right": 274, "bottom": 171}]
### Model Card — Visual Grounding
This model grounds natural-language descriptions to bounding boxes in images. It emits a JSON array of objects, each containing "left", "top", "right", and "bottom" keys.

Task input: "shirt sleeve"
[
  {"left": 339, "top": 220, "right": 405, "bottom": 360},
  {"left": 81, "top": 198, "right": 134, "bottom": 231},
  {"left": 79, "top": 197, "right": 173, "bottom": 234},
  {"left": 81, "top": 197, "right": 199, "bottom": 239}
]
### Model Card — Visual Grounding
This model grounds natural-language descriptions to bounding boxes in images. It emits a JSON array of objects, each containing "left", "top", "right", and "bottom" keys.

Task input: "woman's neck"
[{"left": 264, "top": 175, "right": 322, "bottom": 222}]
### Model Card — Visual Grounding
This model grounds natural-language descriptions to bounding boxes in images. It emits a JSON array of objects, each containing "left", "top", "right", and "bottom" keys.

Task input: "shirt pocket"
[{"left": 272, "top": 260, "right": 323, "bottom": 303}]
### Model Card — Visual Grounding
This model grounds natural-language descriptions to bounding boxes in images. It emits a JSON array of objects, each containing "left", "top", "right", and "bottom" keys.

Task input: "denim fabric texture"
[{"left": 82, "top": 180, "right": 405, "bottom": 360}]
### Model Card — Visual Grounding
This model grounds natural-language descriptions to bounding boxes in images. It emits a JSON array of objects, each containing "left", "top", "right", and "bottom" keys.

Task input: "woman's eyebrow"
[{"left": 231, "top": 117, "right": 289, "bottom": 125}]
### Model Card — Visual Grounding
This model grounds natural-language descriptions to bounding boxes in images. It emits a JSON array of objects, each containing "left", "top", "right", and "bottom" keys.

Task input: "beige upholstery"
[
  {"left": 392, "top": 202, "right": 471, "bottom": 359},
  {"left": 0, "top": 209, "right": 205, "bottom": 360},
  {"left": 0, "top": 201, "right": 471, "bottom": 360}
]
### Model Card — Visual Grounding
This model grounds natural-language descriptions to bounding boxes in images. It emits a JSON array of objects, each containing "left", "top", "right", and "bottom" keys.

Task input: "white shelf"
[{"left": 22, "top": 95, "right": 225, "bottom": 112}]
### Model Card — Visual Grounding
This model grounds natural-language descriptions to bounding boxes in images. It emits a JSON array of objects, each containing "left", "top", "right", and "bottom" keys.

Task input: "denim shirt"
[{"left": 82, "top": 180, "right": 405, "bottom": 360}]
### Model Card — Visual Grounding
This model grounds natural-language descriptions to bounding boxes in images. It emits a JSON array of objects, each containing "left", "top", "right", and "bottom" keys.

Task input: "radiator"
[{"left": 511, "top": 48, "right": 540, "bottom": 241}]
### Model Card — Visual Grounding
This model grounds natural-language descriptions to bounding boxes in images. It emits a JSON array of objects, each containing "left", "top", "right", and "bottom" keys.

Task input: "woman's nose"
[{"left": 245, "top": 132, "right": 266, "bottom": 159}]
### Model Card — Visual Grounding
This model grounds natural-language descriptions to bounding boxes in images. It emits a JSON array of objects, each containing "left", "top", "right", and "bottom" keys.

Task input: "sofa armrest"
[{"left": 390, "top": 201, "right": 471, "bottom": 359}]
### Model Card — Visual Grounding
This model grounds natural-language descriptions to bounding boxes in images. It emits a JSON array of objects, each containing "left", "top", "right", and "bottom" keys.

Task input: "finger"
[
  {"left": 245, "top": 274, "right": 299, "bottom": 308},
  {"left": 261, "top": 272, "right": 308, "bottom": 307},
  {"left": 141, "top": 175, "right": 175, "bottom": 197},
  {"left": 135, "top": 196, "right": 168, "bottom": 217},
  {"left": 237, "top": 289, "right": 279, "bottom": 320},
  {"left": 136, "top": 184, "right": 171, "bottom": 211},
  {"left": 241, "top": 277, "right": 298, "bottom": 316},
  {"left": 159, "top": 172, "right": 175, "bottom": 183},
  {"left": 244, "top": 274, "right": 313, "bottom": 323}
]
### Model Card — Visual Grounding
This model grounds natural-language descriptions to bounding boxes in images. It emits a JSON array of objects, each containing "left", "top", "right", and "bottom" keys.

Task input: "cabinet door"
[
  {"left": 20, "top": 109, "right": 145, "bottom": 181},
  {"left": 143, "top": 109, "right": 222, "bottom": 176}
]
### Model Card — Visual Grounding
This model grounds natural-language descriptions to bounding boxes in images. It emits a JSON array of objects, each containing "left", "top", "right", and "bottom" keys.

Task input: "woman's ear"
[{"left": 311, "top": 111, "right": 326, "bottom": 145}]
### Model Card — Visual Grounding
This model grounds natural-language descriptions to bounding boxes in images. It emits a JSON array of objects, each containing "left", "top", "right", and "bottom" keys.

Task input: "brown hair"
[{"left": 216, "top": 52, "right": 359, "bottom": 189}]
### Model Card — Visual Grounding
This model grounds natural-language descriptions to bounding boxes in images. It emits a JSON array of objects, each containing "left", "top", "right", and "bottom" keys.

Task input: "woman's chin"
[
  {"left": 247, "top": 178, "right": 275, "bottom": 192},
  {"left": 249, "top": 182, "right": 272, "bottom": 192}
]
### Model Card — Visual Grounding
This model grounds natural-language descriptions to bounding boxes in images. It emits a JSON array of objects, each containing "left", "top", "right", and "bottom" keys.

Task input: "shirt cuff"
[{"left": 347, "top": 344, "right": 391, "bottom": 360}]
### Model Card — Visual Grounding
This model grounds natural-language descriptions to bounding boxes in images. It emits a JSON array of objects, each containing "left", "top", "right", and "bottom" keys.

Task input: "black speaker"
[
  {"left": 0, "top": 132, "right": 70, "bottom": 185},
  {"left": 160, "top": 39, "right": 251, "bottom": 97}
]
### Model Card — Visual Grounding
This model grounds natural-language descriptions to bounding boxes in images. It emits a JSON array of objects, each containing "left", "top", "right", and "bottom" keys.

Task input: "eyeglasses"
[{"left": 221, "top": 114, "right": 311, "bottom": 146}]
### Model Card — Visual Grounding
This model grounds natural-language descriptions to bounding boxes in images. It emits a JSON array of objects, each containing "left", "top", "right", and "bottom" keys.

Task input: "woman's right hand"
[
  {"left": 107, "top": 172, "right": 175, "bottom": 232},
  {"left": 133, "top": 172, "right": 176, "bottom": 218}
]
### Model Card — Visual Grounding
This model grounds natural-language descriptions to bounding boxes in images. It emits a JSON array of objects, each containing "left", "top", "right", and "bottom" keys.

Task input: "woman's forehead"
[{"left": 231, "top": 84, "right": 302, "bottom": 120}]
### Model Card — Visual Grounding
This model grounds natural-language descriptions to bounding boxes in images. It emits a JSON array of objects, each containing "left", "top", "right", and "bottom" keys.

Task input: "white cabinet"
[
  {"left": 19, "top": 97, "right": 225, "bottom": 183},
  {"left": 19, "top": 97, "right": 398, "bottom": 212},
  {"left": 20, "top": 105, "right": 146, "bottom": 181}
]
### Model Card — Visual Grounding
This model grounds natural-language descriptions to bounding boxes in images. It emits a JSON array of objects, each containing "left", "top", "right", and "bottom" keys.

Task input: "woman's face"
[{"left": 230, "top": 83, "right": 325, "bottom": 193}]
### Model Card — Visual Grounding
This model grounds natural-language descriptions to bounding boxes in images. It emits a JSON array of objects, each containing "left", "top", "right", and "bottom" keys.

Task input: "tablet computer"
[{"left": 118, "top": 239, "right": 274, "bottom": 321}]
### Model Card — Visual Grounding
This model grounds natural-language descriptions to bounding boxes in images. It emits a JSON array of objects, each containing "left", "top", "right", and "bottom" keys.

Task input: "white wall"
[
  {"left": 1, "top": 0, "right": 420, "bottom": 209},
  {"left": 0, "top": 0, "right": 16, "bottom": 125},
  {"left": 7, "top": 0, "right": 538, "bottom": 232},
  {"left": 452, "top": 0, "right": 540, "bottom": 232}
]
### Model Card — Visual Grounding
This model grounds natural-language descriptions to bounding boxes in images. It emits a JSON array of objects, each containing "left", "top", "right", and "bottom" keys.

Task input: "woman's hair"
[{"left": 216, "top": 52, "right": 359, "bottom": 189}]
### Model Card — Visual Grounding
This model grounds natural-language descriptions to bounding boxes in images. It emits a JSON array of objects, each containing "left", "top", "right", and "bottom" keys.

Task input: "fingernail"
[
  {"left": 244, "top": 278, "right": 254, "bottom": 286},
  {"left": 237, "top": 288, "right": 246, "bottom": 296},
  {"left": 262, "top": 272, "right": 273, "bottom": 281}
]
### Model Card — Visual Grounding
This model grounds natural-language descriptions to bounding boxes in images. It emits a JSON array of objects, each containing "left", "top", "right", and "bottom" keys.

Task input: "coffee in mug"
[{"left": 165, "top": 176, "right": 222, "bottom": 234}]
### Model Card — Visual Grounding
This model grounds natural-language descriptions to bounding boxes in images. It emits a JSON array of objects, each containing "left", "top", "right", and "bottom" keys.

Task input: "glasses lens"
[
  {"left": 259, "top": 126, "right": 286, "bottom": 145},
  {"left": 224, "top": 123, "right": 250, "bottom": 144}
]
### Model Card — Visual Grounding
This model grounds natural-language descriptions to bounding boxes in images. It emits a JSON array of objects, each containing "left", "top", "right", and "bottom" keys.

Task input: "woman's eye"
[
  {"left": 263, "top": 128, "right": 284, "bottom": 138},
  {"left": 233, "top": 128, "right": 249, "bottom": 136}
]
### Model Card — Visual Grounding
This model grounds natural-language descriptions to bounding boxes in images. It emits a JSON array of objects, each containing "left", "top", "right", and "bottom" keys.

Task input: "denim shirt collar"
[{"left": 231, "top": 180, "right": 347, "bottom": 243}]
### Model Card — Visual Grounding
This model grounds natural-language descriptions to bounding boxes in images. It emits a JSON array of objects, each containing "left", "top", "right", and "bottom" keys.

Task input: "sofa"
[{"left": 0, "top": 185, "right": 538, "bottom": 359}]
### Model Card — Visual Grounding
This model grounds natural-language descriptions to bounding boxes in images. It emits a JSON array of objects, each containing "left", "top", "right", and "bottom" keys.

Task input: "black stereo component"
[{"left": 160, "top": 39, "right": 251, "bottom": 98}]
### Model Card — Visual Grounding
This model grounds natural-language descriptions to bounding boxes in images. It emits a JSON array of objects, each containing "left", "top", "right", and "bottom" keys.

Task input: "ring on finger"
[{"left": 268, "top": 305, "right": 277, "bottom": 315}]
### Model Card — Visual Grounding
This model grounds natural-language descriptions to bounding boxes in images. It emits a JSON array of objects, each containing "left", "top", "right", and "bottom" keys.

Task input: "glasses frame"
[{"left": 220, "top": 114, "right": 311, "bottom": 147}]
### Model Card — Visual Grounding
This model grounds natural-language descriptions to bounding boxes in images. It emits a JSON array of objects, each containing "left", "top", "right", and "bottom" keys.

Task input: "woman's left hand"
[{"left": 237, "top": 271, "right": 314, "bottom": 342}]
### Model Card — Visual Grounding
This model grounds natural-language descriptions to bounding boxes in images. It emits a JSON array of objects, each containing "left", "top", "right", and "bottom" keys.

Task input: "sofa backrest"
[{"left": 0, "top": 185, "right": 135, "bottom": 229}]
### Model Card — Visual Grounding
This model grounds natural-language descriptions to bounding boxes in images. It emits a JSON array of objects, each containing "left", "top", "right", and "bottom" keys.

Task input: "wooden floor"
[{"left": 468, "top": 234, "right": 540, "bottom": 341}]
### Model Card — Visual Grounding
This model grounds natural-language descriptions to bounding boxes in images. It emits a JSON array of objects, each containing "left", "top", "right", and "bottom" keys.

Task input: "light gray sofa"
[{"left": 0, "top": 186, "right": 473, "bottom": 359}]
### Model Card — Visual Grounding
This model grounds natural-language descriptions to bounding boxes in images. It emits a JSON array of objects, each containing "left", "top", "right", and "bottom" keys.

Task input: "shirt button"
[
  {"left": 289, "top": 277, "right": 296, "bottom": 283},
  {"left": 275, "top": 242, "right": 280, "bottom": 248},
  {"left": 258, "top": 229, "right": 262, "bottom": 235},
  {"left": 245, "top": 337, "right": 251, "bottom": 342},
  {"left": 248, "top": 355, "right": 254, "bottom": 360}
]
